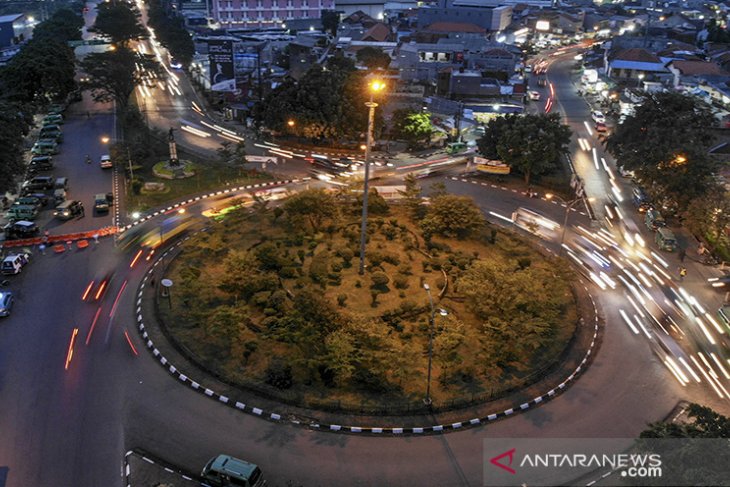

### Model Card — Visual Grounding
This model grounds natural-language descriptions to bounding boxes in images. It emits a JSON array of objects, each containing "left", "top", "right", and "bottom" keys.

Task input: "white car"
[
  {"left": 529, "top": 91, "right": 541, "bottom": 101},
  {"left": 591, "top": 111, "right": 606, "bottom": 124},
  {"left": 100, "top": 155, "right": 113, "bottom": 169}
]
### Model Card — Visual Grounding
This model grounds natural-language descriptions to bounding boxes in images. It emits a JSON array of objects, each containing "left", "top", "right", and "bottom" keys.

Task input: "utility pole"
[{"left": 454, "top": 101, "right": 464, "bottom": 143}]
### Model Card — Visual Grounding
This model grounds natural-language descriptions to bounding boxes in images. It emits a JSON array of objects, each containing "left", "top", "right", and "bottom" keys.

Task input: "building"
[
  {"left": 0, "top": 14, "right": 29, "bottom": 48},
  {"left": 606, "top": 47, "right": 670, "bottom": 80},
  {"left": 335, "top": 0, "right": 387, "bottom": 20},
  {"left": 418, "top": 0, "right": 513, "bottom": 32},
  {"left": 210, "top": 0, "right": 335, "bottom": 28},
  {"left": 666, "top": 59, "right": 729, "bottom": 88}
]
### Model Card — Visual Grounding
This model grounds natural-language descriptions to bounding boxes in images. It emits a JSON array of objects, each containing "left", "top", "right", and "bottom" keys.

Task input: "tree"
[
  {"left": 283, "top": 189, "right": 338, "bottom": 231},
  {"left": 146, "top": 0, "right": 195, "bottom": 66},
  {"left": 0, "top": 102, "right": 32, "bottom": 193},
  {"left": 323, "top": 329, "right": 357, "bottom": 386},
  {"left": 633, "top": 404, "right": 730, "bottom": 486},
  {"left": 31, "top": 8, "right": 84, "bottom": 43},
  {"left": 495, "top": 113, "right": 571, "bottom": 185},
  {"left": 0, "top": 38, "right": 77, "bottom": 103},
  {"left": 80, "top": 46, "right": 159, "bottom": 108},
  {"left": 321, "top": 10, "right": 340, "bottom": 37},
  {"left": 399, "top": 173, "right": 424, "bottom": 219},
  {"left": 355, "top": 188, "right": 389, "bottom": 215},
  {"left": 605, "top": 93, "right": 717, "bottom": 213},
  {"left": 433, "top": 316, "right": 466, "bottom": 373},
  {"left": 93, "top": 1, "right": 145, "bottom": 46},
  {"left": 356, "top": 46, "right": 391, "bottom": 70},
  {"left": 476, "top": 116, "right": 512, "bottom": 159},
  {"left": 219, "top": 250, "right": 277, "bottom": 300},
  {"left": 458, "top": 260, "right": 567, "bottom": 367},
  {"left": 391, "top": 109, "right": 433, "bottom": 148},
  {"left": 683, "top": 191, "right": 730, "bottom": 247},
  {"left": 254, "top": 57, "right": 378, "bottom": 141},
  {"left": 421, "top": 195, "right": 484, "bottom": 239}
]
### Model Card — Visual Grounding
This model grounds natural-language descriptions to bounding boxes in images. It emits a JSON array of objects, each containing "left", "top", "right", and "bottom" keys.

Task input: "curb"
[
  {"left": 123, "top": 449, "right": 200, "bottom": 487},
  {"left": 118, "top": 178, "right": 309, "bottom": 234},
  {"left": 134, "top": 241, "right": 602, "bottom": 435}
]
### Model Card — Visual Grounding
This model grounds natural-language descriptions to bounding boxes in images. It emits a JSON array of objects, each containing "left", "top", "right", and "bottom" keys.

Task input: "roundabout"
[{"left": 134, "top": 188, "right": 603, "bottom": 433}]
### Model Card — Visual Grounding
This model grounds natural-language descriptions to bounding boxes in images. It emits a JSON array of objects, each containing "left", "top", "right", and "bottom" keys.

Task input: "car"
[
  {"left": 0, "top": 292, "right": 14, "bottom": 317},
  {"left": 28, "top": 156, "right": 54, "bottom": 174},
  {"left": 528, "top": 91, "right": 541, "bottom": 101},
  {"left": 708, "top": 274, "right": 730, "bottom": 289},
  {"left": 22, "top": 176, "right": 54, "bottom": 192},
  {"left": 99, "top": 155, "right": 113, "bottom": 169},
  {"left": 591, "top": 111, "right": 606, "bottom": 124},
  {"left": 1, "top": 253, "right": 30, "bottom": 275},
  {"left": 54, "top": 200, "right": 84, "bottom": 220},
  {"left": 595, "top": 121, "right": 608, "bottom": 133},
  {"left": 3, "top": 221, "right": 39, "bottom": 240},
  {"left": 537, "top": 77, "right": 547, "bottom": 87}
]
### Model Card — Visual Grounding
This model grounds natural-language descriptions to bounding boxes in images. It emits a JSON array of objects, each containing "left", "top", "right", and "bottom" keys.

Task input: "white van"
[{"left": 2, "top": 254, "right": 30, "bottom": 275}]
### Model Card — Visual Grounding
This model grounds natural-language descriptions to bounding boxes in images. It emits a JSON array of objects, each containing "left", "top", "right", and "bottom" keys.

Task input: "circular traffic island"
[{"left": 160, "top": 188, "right": 579, "bottom": 414}]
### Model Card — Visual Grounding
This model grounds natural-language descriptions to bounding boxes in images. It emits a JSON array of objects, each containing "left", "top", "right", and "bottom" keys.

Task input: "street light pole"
[
  {"left": 423, "top": 283, "right": 435, "bottom": 407},
  {"left": 358, "top": 80, "right": 385, "bottom": 275},
  {"left": 548, "top": 193, "right": 585, "bottom": 254}
]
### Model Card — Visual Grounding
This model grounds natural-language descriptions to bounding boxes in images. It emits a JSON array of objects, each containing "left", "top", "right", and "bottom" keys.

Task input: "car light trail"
[
  {"left": 181, "top": 125, "right": 211, "bottom": 138},
  {"left": 665, "top": 356, "right": 689, "bottom": 385},
  {"left": 710, "top": 352, "right": 730, "bottom": 379},
  {"left": 85, "top": 307, "right": 103, "bottom": 346},
  {"left": 65, "top": 328, "right": 79, "bottom": 370},
  {"left": 130, "top": 250, "right": 143, "bottom": 268},
  {"left": 82, "top": 280, "right": 94, "bottom": 301},
  {"left": 678, "top": 357, "right": 701, "bottom": 382},
  {"left": 583, "top": 121, "right": 593, "bottom": 136},
  {"left": 592, "top": 148, "right": 599, "bottom": 170},
  {"left": 124, "top": 330, "right": 139, "bottom": 356},
  {"left": 694, "top": 316, "right": 716, "bottom": 345},
  {"left": 94, "top": 279, "right": 108, "bottom": 300},
  {"left": 110, "top": 280, "right": 128, "bottom": 318}
]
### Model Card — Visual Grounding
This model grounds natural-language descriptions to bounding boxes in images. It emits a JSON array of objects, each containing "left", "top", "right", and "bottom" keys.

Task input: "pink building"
[{"left": 211, "top": 0, "right": 334, "bottom": 27}]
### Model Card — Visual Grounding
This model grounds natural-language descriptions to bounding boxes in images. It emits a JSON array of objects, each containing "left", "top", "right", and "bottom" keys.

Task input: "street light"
[
  {"left": 101, "top": 135, "right": 134, "bottom": 182},
  {"left": 423, "top": 283, "right": 447, "bottom": 407},
  {"left": 287, "top": 119, "right": 295, "bottom": 127},
  {"left": 546, "top": 193, "right": 589, "bottom": 254},
  {"left": 358, "top": 79, "right": 386, "bottom": 275}
]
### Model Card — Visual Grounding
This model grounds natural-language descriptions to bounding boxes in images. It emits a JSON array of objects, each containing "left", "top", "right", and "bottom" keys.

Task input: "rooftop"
[{"left": 670, "top": 60, "right": 728, "bottom": 76}]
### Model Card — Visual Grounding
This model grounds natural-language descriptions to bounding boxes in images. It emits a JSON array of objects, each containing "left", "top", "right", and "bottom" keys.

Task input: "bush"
[
  {"left": 331, "top": 262, "right": 343, "bottom": 273},
  {"left": 399, "top": 299, "right": 417, "bottom": 314},
  {"left": 383, "top": 253, "right": 400, "bottom": 266},
  {"left": 397, "top": 263, "right": 412, "bottom": 275},
  {"left": 368, "top": 251, "right": 385, "bottom": 267},
  {"left": 309, "top": 251, "right": 330, "bottom": 284},
  {"left": 382, "top": 225, "right": 398, "bottom": 241},
  {"left": 393, "top": 275, "right": 409, "bottom": 289},
  {"left": 517, "top": 257, "right": 532, "bottom": 269},
  {"left": 337, "top": 294, "right": 348, "bottom": 307},
  {"left": 336, "top": 247, "right": 354, "bottom": 263},
  {"left": 370, "top": 272, "right": 390, "bottom": 289},
  {"left": 279, "top": 266, "right": 297, "bottom": 279},
  {"left": 264, "top": 360, "right": 293, "bottom": 389}
]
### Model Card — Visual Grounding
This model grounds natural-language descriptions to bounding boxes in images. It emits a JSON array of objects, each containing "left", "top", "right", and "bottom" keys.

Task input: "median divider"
[{"left": 1, "top": 226, "right": 118, "bottom": 250}]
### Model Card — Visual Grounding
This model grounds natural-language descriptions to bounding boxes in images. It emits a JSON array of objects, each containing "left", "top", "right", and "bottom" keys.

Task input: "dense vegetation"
[{"left": 163, "top": 185, "right": 578, "bottom": 412}]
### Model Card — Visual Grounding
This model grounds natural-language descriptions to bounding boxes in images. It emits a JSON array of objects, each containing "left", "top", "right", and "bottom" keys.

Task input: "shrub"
[
  {"left": 370, "top": 272, "right": 390, "bottom": 289},
  {"left": 309, "top": 251, "right": 330, "bottom": 284},
  {"left": 397, "top": 263, "right": 412, "bottom": 275},
  {"left": 399, "top": 299, "right": 417, "bottom": 313},
  {"left": 382, "top": 225, "right": 397, "bottom": 241},
  {"left": 355, "top": 280, "right": 362, "bottom": 288},
  {"left": 393, "top": 275, "right": 409, "bottom": 289},
  {"left": 337, "top": 294, "right": 348, "bottom": 307},
  {"left": 371, "top": 291, "right": 379, "bottom": 307},
  {"left": 252, "top": 291, "right": 271, "bottom": 308},
  {"left": 279, "top": 266, "right": 297, "bottom": 279},
  {"left": 337, "top": 247, "right": 354, "bottom": 264},
  {"left": 331, "top": 262, "right": 343, "bottom": 273},
  {"left": 517, "top": 257, "right": 532, "bottom": 269},
  {"left": 265, "top": 360, "right": 293, "bottom": 389},
  {"left": 368, "top": 251, "right": 385, "bottom": 267},
  {"left": 297, "top": 249, "right": 306, "bottom": 262},
  {"left": 263, "top": 307, "right": 278, "bottom": 316},
  {"left": 383, "top": 253, "right": 400, "bottom": 266}
]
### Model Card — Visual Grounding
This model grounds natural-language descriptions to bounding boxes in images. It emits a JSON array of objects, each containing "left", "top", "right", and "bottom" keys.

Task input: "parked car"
[
  {"left": 22, "top": 176, "right": 54, "bottom": 192},
  {"left": 39, "top": 125, "right": 63, "bottom": 143},
  {"left": 528, "top": 90, "right": 541, "bottom": 101},
  {"left": 595, "top": 121, "right": 608, "bottom": 133},
  {"left": 13, "top": 196, "right": 43, "bottom": 211},
  {"left": 28, "top": 156, "right": 54, "bottom": 174},
  {"left": 42, "top": 114, "right": 64, "bottom": 125},
  {"left": 3, "top": 221, "right": 39, "bottom": 240},
  {"left": 5, "top": 205, "right": 38, "bottom": 222},
  {"left": 591, "top": 111, "right": 606, "bottom": 124},
  {"left": 201, "top": 455, "right": 265, "bottom": 487},
  {"left": 31, "top": 140, "right": 59, "bottom": 156},
  {"left": 0, "top": 291, "right": 14, "bottom": 317},
  {"left": 100, "top": 154, "right": 113, "bottom": 169}
]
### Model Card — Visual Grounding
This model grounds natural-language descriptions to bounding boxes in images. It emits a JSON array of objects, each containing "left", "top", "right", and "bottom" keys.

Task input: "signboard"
[
  {"left": 208, "top": 39, "right": 235, "bottom": 92},
  {"left": 473, "top": 156, "right": 511, "bottom": 175}
]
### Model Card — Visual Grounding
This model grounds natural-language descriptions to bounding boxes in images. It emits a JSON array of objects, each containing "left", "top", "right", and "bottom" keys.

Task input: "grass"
[
  {"left": 127, "top": 157, "right": 272, "bottom": 211},
  {"left": 160, "top": 204, "right": 579, "bottom": 413}
]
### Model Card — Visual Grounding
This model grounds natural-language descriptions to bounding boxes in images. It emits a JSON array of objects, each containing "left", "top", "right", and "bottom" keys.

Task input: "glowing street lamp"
[{"left": 358, "top": 80, "right": 386, "bottom": 275}]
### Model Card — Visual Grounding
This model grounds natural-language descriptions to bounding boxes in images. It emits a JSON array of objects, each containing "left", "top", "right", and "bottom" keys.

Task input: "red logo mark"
[{"left": 490, "top": 448, "right": 516, "bottom": 474}]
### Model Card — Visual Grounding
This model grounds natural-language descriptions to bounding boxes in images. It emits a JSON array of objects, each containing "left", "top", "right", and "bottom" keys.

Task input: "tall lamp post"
[
  {"left": 546, "top": 193, "right": 590, "bottom": 254},
  {"left": 423, "top": 283, "right": 447, "bottom": 407},
  {"left": 358, "top": 80, "right": 386, "bottom": 275},
  {"left": 101, "top": 135, "right": 134, "bottom": 181}
]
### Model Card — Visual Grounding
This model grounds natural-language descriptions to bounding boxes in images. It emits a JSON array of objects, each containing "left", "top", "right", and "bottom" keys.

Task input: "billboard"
[{"left": 208, "top": 39, "right": 235, "bottom": 92}]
